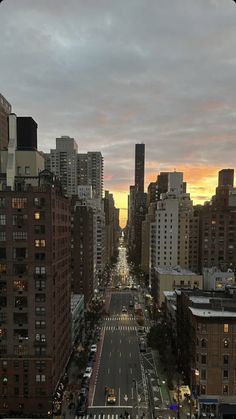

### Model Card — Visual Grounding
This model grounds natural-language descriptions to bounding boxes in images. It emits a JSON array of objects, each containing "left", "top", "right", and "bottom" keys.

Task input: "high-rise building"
[
  {"left": 218, "top": 168, "right": 234, "bottom": 187},
  {"left": 0, "top": 171, "right": 71, "bottom": 416},
  {"left": 0, "top": 93, "right": 11, "bottom": 151},
  {"left": 199, "top": 169, "right": 236, "bottom": 272},
  {"left": 17, "top": 117, "right": 38, "bottom": 151},
  {"left": 77, "top": 152, "right": 104, "bottom": 200},
  {"left": 135, "top": 143, "right": 145, "bottom": 193},
  {"left": 45, "top": 136, "right": 78, "bottom": 196}
]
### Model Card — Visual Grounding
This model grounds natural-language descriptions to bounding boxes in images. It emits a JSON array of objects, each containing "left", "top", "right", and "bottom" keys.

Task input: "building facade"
[{"left": 0, "top": 171, "right": 71, "bottom": 416}]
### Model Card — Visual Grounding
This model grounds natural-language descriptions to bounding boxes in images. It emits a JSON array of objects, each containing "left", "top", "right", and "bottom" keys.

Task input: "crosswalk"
[
  {"left": 102, "top": 325, "right": 137, "bottom": 331},
  {"left": 75, "top": 415, "right": 176, "bottom": 419},
  {"left": 104, "top": 316, "right": 134, "bottom": 321},
  {"left": 76, "top": 415, "right": 138, "bottom": 419}
]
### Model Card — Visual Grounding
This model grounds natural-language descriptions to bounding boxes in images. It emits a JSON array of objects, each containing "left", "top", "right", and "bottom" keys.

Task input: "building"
[
  {"left": 77, "top": 152, "right": 104, "bottom": 200},
  {"left": 203, "top": 267, "right": 235, "bottom": 291},
  {"left": 135, "top": 143, "right": 145, "bottom": 193},
  {"left": 176, "top": 287, "right": 236, "bottom": 418},
  {"left": 141, "top": 202, "right": 156, "bottom": 276},
  {"left": 127, "top": 144, "right": 147, "bottom": 264},
  {"left": 72, "top": 202, "right": 95, "bottom": 304},
  {"left": 154, "top": 266, "right": 202, "bottom": 306},
  {"left": 103, "top": 190, "right": 120, "bottom": 266},
  {"left": 0, "top": 170, "right": 71, "bottom": 416},
  {"left": 199, "top": 169, "right": 236, "bottom": 272},
  {"left": 17, "top": 117, "right": 38, "bottom": 151},
  {"left": 0, "top": 93, "right": 11, "bottom": 151},
  {"left": 45, "top": 136, "right": 78, "bottom": 196}
]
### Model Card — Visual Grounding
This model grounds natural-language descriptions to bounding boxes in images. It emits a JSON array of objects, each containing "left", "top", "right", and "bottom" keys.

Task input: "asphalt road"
[{"left": 88, "top": 291, "right": 147, "bottom": 418}]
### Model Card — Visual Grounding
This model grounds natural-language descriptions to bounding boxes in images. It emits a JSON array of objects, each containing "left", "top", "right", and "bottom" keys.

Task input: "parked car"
[
  {"left": 83, "top": 367, "right": 92, "bottom": 379},
  {"left": 90, "top": 344, "right": 97, "bottom": 353},
  {"left": 81, "top": 377, "right": 90, "bottom": 389},
  {"left": 122, "top": 306, "right": 128, "bottom": 313}
]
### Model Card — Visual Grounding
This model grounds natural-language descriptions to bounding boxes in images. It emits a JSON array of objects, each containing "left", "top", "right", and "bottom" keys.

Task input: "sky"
[{"left": 1, "top": 0, "right": 236, "bottom": 227}]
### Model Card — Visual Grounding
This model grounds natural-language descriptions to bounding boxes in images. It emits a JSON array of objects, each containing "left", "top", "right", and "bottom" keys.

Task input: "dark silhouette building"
[
  {"left": 17, "top": 117, "right": 38, "bottom": 150},
  {"left": 135, "top": 143, "right": 145, "bottom": 193}
]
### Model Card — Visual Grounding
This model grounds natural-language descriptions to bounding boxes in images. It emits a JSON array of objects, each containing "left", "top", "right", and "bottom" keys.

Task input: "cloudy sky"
[{"left": 1, "top": 0, "right": 236, "bottom": 225}]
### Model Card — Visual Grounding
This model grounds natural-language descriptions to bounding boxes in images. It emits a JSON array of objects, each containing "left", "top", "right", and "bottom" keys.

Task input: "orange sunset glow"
[{"left": 114, "top": 165, "right": 233, "bottom": 228}]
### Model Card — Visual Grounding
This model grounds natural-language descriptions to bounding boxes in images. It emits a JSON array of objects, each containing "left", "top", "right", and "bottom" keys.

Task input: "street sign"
[{"left": 169, "top": 404, "right": 178, "bottom": 411}]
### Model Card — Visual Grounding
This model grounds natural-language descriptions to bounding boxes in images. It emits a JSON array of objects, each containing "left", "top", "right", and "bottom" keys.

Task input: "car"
[
  {"left": 83, "top": 367, "right": 92, "bottom": 379},
  {"left": 76, "top": 400, "right": 88, "bottom": 416},
  {"left": 90, "top": 344, "right": 97, "bottom": 353},
  {"left": 105, "top": 387, "right": 116, "bottom": 404},
  {"left": 81, "top": 377, "right": 90, "bottom": 389},
  {"left": 79, "top": 388, "right": 88, "bottom": 398},
  {"left": 122, "top": 306, "right": 128, "bottom": 313}
]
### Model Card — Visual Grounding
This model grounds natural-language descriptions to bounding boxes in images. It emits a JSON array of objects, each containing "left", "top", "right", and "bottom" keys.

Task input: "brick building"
[{"left": 0, "top": 171, "right": 71, "bottom": 416}]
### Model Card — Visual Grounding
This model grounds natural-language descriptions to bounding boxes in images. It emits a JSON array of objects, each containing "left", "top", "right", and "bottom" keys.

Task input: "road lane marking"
[
  {"left": 131, "top": 387, "right": 134, "bottom": 399},
  {"left": 118, "top": 387, "right": 121, "bottom": 406},
  {"left": 119, "top": 367, "right": 121, "bottom": 374},
  {"left": 119, "top": 351, "right": 121, "bottom": 357},
  {"left": 120, "top": 339, "right": 122, "bottom": 344},
  {"left": 130, "top": 367, "right": 132, "bottom": 374},
  {"left": 108, "top": 368, "right": 110, "bottom": 374},
  {"left": 109, "top": 351, "right": 111, "bottom": 357},
  {"left": 129, "top": 352, "right": 131, "bottom": 357}
]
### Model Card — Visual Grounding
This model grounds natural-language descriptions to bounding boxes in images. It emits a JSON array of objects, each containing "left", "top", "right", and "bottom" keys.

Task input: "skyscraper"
[
  {"left": 45, "top": 136, "right": 78, "bottom": 196},
  {"left": 135, "top": 143, "right": 145, "bottom": 193}
]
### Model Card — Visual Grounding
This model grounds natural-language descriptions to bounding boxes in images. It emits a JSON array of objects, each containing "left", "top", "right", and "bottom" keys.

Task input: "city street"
[{"left": 88, "top": 291, "right": 145, "bottom": 418}]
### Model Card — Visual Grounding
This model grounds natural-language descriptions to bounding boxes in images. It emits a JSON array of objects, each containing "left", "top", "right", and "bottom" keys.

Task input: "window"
[
  {"left": 12, "top": 198, "right": 27, "bottom": 209},
  {"left": 35, "top": 333, "right": 46, "bottom": 342},
  {"left": 0, "top": 232, "right": 6, "bottom": 241},
  {"left": 35, "top": 294, "right": 46, "bottom": 303},
  {"left": 35, "top": 266, "right": 46, "bottom": 275},
  {"left": 223, "top": 384, "right": 228, "bottom": 395},
  {"left": 13, "top": 280, "right": 28, "bottom": 292},
  {"left": 0, "top": 214, "right": 6, "bottom": 225},
  {"left": 13, "top": 232, "right": 27, "bottom": 241},
  {"left": 34, "top": 225, "right": 45, "bottom": 234},
  {"left": 35, "top": 279, "right": 46, "bottom": 290},
  {"left": 25, "top": 166, "right": 30, "bottom": 175},
  {"left": 201, "top": 369, "right": 206, "bottom": 380},
  {"left": 201, "top": 339, "right": 207, "bottom": 348},
  {"left": 0, "top": 198, "right": 6, "bottom": 209},
  {"left": 34, "top": 240, "right": 46, "bottom": 248},
  {"left": 34, "top": 212, "right": 40, "bottom": 220},
  {"left": 200, "top": 385, "right": 206, "bottom": 395},
  {"left": 35, "top": 253, "right": 45, "bottom": 261},
  {"left": 36, "top": 374, "right": 46, "bottom": 383},
  {"left": 224, "top": 324, "right": 229, "bottom": 333},
  {"left": 35, "top": 320, "right": 46, "bottom": 329},
  {"left": 0, "top": 264, "right": 7, "bottom": 274},
  {"left": 223, "top": 355, "right": 229, "bottom": 365},
  {"left": 223, "top": 370, "right": 229, "bottom": 380},
  {"left": 35, "top": 307, "right": 46, "bottom": 316},
  {"left": 0, "top": 248, "right": 6, "bottom": 259},
  {"left": 201, "top": 355, "right": 207, "bottom": 364},
  {"left": 224, "top": 339, "right": 229, "bottom": 348}
]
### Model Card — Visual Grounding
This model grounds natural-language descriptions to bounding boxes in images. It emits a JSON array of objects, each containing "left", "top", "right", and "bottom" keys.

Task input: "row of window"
[
  {"left": 0, "top": 197, "right": 45, "bottom": 209},
  {"left": 196, "top": 338, "right": 230, "bottom": 348},
  {"left": 197, "top": 323, "right": 230, "bottom": 333}
]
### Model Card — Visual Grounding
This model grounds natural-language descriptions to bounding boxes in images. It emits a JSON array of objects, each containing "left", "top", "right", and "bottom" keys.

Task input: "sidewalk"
[{"left": 152, "top": 350, "right": 171, "bottom": 407}]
